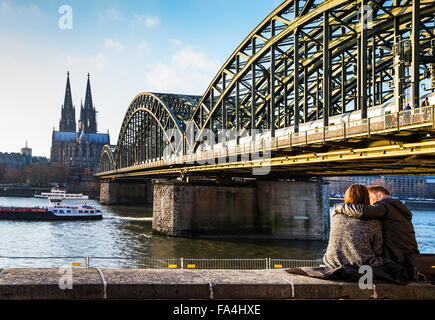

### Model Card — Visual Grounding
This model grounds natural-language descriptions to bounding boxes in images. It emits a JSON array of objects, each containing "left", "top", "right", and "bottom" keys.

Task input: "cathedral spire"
[
  {"left": 84, "top": 73, "right": 93, "bottom": 111},
  {"left": 81, "top": 73, "right": 97, "bottom": 133},
  {"left": 59, "top": 71, "right": 76, "bottom": 132},
  {"left": 64, "top": 71, "right": 73, "bottom": 110}
]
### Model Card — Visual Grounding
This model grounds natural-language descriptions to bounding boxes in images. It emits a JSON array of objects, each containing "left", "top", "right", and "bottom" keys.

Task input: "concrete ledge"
[
  {"left": 0, "top": 268, "right": 103, "bottom": 300},
  {"left": 0, "top": 268, "right": 433, "bottom": 300},
  {"left": 102, "top": 269, "right": 210, "bottom": 299}
]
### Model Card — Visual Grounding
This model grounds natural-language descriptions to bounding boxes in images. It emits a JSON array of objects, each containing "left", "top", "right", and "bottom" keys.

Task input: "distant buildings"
[
  {"left": 0, "top": 149, "right": 32, "bottom": 169},
  {"left": 50, "top": 72, "right": 110, "bottom": 173},
  {"left": 327, "top": 175, "right": 435, "bottom": 200},
  {"left": 0, "top": 142, "right": 48, "bottom": 170},
  {"left": 0, "top": 142, "right": 49, "bottom": 182}
]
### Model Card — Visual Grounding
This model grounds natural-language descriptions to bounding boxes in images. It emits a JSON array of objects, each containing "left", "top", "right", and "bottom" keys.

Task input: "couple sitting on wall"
[{"left": 287, "top": 184, "right": 420, "bottom": 284}]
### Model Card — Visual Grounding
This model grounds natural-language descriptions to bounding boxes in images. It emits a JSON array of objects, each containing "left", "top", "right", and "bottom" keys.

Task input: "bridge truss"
[{"left": 98, "top": 0, "right": 435, "bottom": 178}]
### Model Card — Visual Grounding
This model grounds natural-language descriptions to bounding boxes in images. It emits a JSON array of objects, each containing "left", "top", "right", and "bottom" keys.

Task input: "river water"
[{"left": 0, "top": 197, "right": 433, "bottom": 268}]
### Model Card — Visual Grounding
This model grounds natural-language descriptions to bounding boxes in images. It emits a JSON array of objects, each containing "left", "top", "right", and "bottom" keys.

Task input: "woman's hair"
[{"left": 344, "top": 184, "right": 370, "bottom": 205}]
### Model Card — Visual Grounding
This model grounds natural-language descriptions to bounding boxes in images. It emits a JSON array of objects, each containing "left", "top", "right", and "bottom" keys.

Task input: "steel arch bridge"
[
  {"left": 98, "top": 0, "right": 435, "bottom": 178},
  {"left": 101, "top": 92, "right": 201, "bottom": 172}
]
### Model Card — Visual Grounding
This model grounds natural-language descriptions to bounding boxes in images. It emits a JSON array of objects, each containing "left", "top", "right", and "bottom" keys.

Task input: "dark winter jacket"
[{"left": 333, "top": 196, "right": 420, "bottom": 265}]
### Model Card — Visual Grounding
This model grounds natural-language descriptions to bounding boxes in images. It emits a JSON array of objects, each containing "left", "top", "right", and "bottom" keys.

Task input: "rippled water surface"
[{"left": 0, "top": 197, "right": 432, "bottom": 268}]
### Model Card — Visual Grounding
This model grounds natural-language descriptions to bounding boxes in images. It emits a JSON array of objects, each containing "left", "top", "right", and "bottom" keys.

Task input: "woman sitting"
[
  {"left": 286, "top": 184, "right": 387, "bottom": 282},
  {"left": 323, "top": 184, "right": 384, "bottom": 269}
]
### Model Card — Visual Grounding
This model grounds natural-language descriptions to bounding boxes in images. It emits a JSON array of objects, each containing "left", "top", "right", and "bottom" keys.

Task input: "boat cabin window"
[{"left": 78, "top": 210, "right": 83, "bottom": 213}]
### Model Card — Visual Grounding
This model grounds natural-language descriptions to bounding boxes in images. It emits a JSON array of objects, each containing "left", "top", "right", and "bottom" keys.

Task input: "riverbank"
[
  {"left": 0, "top": 183, "right": 99, "bottom": 200},
  {"left": 330, "top": 198, "right": 435, "bottom": 211},
  {"left": 0, "top": 268, "right": 433, "bottom": 300},
  {"left": 0, "top": 187, "right": 50, "bottom": 198},
  {"left": 401, "top": 199, "right": 435, "bottom": 210}
]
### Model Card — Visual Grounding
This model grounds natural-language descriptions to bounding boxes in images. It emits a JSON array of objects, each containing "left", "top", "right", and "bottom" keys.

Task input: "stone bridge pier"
[
  {"left": 152, "top": 179, "right": 330, "bottom": 240},
  {"left": 100, "top": 180, "right": 153, "bottom": 205}
]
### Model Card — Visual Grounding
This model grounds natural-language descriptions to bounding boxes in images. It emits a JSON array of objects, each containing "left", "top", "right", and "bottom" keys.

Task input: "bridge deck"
[{"left": 97, "top": 105, "right": 435, "bottom": 178}]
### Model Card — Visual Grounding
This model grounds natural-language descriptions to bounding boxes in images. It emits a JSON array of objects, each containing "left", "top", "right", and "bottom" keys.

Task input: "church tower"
[
  {"left": 59, "top": 71, "right": 76, "bottom": 132},
  {"left": 79, "top": 73, "right": 97, "bottom": 134},
  {"left": 51, "top": 72, "right": 109, "bottom": 172}
]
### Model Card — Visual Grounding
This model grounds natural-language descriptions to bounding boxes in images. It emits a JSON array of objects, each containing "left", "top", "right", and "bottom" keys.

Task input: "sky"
[{"left": 0, "top": 0, "right": 281, "bottom": 157}]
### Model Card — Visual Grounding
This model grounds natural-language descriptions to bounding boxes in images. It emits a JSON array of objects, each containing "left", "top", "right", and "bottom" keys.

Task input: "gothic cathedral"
[{"left": 50, "top": 72, "right": 110, "bottom": 172}]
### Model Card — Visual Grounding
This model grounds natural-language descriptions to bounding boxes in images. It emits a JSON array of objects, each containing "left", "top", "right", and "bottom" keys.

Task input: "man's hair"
[
  {"left": 344, "top": 184, "right": 370, "bottom": 205},
  {"left": 367, "top": 185, "right": 391, "bottom": 196}
]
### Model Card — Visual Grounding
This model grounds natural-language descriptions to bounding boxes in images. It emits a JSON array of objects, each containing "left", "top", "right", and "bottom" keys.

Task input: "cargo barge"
[{"left": 0, "top": 198, "right": 102, "bottom": 221}]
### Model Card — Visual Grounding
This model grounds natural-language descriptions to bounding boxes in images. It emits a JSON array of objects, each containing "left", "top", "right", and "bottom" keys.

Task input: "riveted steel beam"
[{"left": 411, "top": 0, "right": 421, "bottom": 108}]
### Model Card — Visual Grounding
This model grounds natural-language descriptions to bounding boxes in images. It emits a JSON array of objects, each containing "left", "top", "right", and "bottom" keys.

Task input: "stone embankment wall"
[{"left": 0, "top": 268, "right": 433, "bottom": 300}]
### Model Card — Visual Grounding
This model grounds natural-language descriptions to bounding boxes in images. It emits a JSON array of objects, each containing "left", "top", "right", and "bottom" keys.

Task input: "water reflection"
[
  {"left": 105, "top": 203, "right": 326, "bottom": 262},
  {"left": 0, "top": 196, "right": 432, "bottom": 268}
]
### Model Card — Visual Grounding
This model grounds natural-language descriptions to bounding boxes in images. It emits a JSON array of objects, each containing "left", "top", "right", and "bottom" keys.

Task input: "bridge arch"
[
  {"left": 98, "top": 144, "right": 115, "bottom": 173},
  {"left": 186, "top": 0, "right": 435, "bottom": 151},
  {"left": 113, "top": 92, "right": 200, "bottom": 169}
]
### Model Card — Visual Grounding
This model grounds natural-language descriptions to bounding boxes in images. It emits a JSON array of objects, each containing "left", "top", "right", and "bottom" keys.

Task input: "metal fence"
[
  {"left": 180, "top": 258, "right": 269, "bottom": 270},
  {"left": 0, "top": 256, "right": 323, "bottom": 269}
]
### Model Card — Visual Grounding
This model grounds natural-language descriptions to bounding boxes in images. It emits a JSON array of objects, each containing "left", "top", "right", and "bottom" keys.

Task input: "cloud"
[
  {"left": 65, "top": 52, "right": 108, "bottom": 70},
  {"left": 66, "top": 55, "right": 80, "bottom": 65},
  {"left": 104, "top": 38, "right": 124, "bottom": 51},
  {"left": 0, "top": 1, "right": 43, "bottom": 16},
  {"left": 0, "top": 1, "right": 11, "bottom": 12},
  {"left": 26, "top": 4, "right": 43, "bottom": 17},
  {"left": 89, "top": 53, "right": 106, "bottom": 69},
  {"left": 144, "top": 16, "right": 159, "bottom": 27},
  {"left": 106, "top": 8, "right": 123, "bottom": 21},
  {"left": 134, "top": 14, "right": 160, "bottom": 27},
  {"left": 144, "top": 46, "right": 221, "bottom": 95},
  {"left": 172, "top": 47, "right": 219, "bottom": 72},
  {"left": 169, "top": 39, "right": 183, "bottom": 47}
]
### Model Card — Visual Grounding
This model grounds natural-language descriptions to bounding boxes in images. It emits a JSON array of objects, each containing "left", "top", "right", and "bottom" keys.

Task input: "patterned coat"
[{"left": 323, "top": 212, "right": 384, "bottom": 268}]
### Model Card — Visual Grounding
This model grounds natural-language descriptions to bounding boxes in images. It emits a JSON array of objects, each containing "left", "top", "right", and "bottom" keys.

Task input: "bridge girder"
[
  {"left": 98, "top": 0, "right": 435, "bottom": 177},
  {"left": 187, "top": 0, "right": 435, "bottom": 151}
]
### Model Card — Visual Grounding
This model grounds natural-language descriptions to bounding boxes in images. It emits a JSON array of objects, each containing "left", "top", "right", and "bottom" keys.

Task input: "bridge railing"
[
  {"left": 245, "top": 105, "right": 432, "bottom": 153},
  {"left": 189, "top": 105, "right": 434, "bottom": 162},
  {"left": 107, "top": 105, "right": 434, "bottom": 172}
]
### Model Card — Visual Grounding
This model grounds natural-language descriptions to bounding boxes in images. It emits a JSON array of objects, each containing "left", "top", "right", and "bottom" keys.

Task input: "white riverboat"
[
  {"left": 35, "top": 188, "right": 89, "bottom": 200},
  {"left": 45, "top": 197, "right": 102, "bottom": 220}
]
